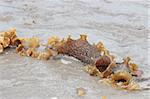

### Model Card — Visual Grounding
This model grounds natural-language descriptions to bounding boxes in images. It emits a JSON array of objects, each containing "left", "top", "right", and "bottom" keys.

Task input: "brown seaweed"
[
  {"left": 0, "top": 28, "right": 143, "bottom": 91},
  {"left": 55, "top": 35, "right": 116, "bottom": 78},
  {"left": 56, "top": 35, "right": 101, "bottom": 64},
  {"left": 0, "top": 28, "right": 18, "bottom": 53}
]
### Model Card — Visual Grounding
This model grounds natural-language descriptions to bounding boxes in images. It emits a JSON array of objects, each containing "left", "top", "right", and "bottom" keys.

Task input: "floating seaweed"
[
  {"left": 76, "top": 87, "right": 86, "bottom": 96},
  {"left": 0, "top": 28, "right": 144, "bottom": 91},
  {"left": 0, "top": 28, "right": 17, "bottom": 53}
]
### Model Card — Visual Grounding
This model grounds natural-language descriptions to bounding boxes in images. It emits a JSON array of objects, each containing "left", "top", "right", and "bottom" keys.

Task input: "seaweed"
[{"left": 0, "top": 28, "right": 143, "bottom": 91}]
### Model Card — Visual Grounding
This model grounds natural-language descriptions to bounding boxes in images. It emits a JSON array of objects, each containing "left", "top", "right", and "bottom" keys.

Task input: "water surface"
[{"left": 0, "top": 0, "right": 149, "bottom": 99}]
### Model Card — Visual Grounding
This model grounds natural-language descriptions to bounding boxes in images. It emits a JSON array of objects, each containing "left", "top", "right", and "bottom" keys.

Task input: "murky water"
[{"left": 0, "top": 0, "right": 149, "bottom": 99}]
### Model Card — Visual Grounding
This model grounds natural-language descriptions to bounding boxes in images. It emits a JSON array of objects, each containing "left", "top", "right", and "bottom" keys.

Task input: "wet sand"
[{"left": 0, "top": 0, "right": 149, "bottom": 99}]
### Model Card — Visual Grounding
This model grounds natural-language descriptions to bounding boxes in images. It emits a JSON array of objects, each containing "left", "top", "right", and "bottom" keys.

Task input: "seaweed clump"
[
  {"left": 0, "top": 28, "right": 18, "bottom": 53},
  {"left": 0, "top": 28, "right": 143, "bottom": 91}
]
